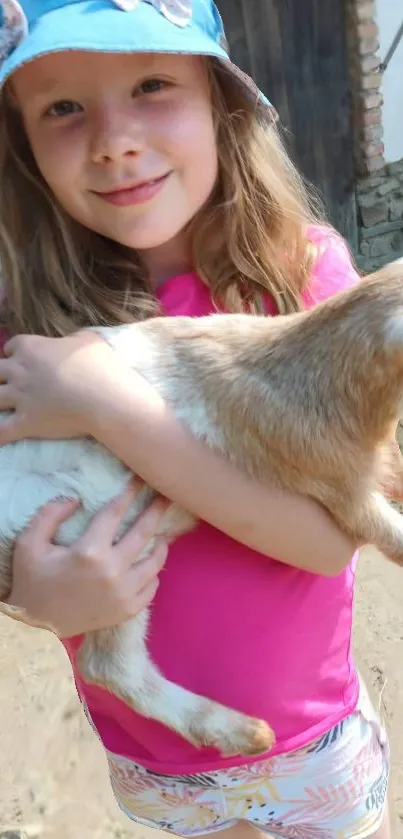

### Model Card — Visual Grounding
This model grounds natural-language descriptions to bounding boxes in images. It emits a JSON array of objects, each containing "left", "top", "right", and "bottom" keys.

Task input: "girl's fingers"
[
  {"left": 0, "top": 385, "right": 16, "bottom": 410},
  {"left": 78, "top": 480, "right": 142, "bottom": 548},
  {"left": 0, "top": 360, "right": 12, "bottom": 383},
  {"left": 3, "top": 338, "right": 15, "bottom": 358},
  {"left": 118, "top": 496, "right": 171, "bottom": 564},
  {"left": 19, "top": 498, "right": 80, "bottom": 549},
  {"left": 128, "top": 539, "right": 168, "bottom": 587},
  {"left": 0, "top": 414, "right": 28, "bottom": 446},
  {"left": 132, "top": 578, "right": 160, "bottom": 612}
]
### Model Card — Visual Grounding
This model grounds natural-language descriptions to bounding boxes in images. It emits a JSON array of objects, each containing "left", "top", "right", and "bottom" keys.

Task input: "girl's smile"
[{"left": 93, "top": 171, "right": 172, "bottom": 206}]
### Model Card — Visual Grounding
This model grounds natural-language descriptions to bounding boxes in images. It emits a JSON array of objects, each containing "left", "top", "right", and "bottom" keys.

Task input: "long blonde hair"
[{"left": 0, "top": 57, "right": 325, "bottom": 337}]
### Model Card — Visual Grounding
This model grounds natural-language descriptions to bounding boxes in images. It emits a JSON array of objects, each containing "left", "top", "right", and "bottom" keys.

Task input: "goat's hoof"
[{"left": 190, "top": 708, "right": 275, "bottom": 757}]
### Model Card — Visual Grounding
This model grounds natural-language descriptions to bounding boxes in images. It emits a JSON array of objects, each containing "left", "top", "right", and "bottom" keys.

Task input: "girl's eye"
[
  {"left": 137, "top": 78, "right": 169, "bottom": 96},
  {"left": 46, "top": 100, "right": 83, "bottom": 117}
]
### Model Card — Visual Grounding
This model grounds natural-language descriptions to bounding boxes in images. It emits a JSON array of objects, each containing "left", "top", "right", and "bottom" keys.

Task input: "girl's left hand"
[{"left": 0, "top": 331, "right": 119, "bottom": 444}]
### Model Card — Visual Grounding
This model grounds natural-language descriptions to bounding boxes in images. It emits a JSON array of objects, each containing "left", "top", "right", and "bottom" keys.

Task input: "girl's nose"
[{"left": 90, "top": 107, "right": 144, "bottom": 164}]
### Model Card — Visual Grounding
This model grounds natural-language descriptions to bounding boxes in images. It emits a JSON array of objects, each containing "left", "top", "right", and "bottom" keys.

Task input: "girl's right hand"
[{"left": 5, "top": 483, "right": 170, "bottom": 638}]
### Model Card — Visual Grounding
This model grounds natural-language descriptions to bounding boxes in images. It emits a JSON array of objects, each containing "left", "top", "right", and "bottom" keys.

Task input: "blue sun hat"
[{"left": 0, "top": 0, "right": 277, "bottom": 121}]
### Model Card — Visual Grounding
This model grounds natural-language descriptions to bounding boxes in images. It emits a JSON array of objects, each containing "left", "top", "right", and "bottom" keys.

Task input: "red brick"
[
  {"left": 358, "top": 36, "right": 380, "bottom": 55},
  {"left": 362, "top": 107, "right": 382, "bottom": 126},
  {"left": 361, "top": 72, "right": 382, "bottom": 90},
  {"left": 361, "top": 54, "right": 381, "bottom": 73},
  {"left": 360, "top": 91, "right": 383, "bottom": 110},
  {"left": 358, "top": 22, "right": 378, "bottom": 38},
  {"left": 361, "top": 123, "right": 383, "bottom": 142},
  {"left": 364, "top": 141, "right": 384, "bottom": 158},
  {"left": 356, "top": 2, "right": 376, "bottom": 22}
]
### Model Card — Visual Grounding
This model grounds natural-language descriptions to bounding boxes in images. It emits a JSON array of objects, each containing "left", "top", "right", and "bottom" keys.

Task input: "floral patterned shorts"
[{"left": 103, "top": 682, "right": 390, "bottom": 839}]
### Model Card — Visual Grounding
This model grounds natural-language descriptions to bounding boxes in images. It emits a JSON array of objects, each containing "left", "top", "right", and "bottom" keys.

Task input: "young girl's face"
[{"left": 12, "top": 51, "right": 218, "bottom": 277}]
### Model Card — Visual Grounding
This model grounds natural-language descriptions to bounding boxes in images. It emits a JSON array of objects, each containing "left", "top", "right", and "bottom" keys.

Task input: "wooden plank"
[
  {"left": 217, "top": 0, "right": 358, "bottom": 249},
  {"left": 216, "top": 0, "right": 252, "bottom": 78}
]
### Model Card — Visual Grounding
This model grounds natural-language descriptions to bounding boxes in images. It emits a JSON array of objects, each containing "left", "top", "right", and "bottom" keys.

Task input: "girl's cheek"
[
  {"left": 148, "top": 95, "right": 210, "bottom": 148},
  {"left": 36, "top": 139, "right": 81, "bottom": 191},
  {"left": 30, "top": 121, "right": 81, "bottom": 171}
]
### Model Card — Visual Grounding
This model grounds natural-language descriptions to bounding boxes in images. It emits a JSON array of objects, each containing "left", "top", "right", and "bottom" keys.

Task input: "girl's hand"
[
  {"left": 6, "top": 483, "right": 170, "bottom": 638},
  {"left": 0, "top": 331, "right": 122, "bottom": 443}
]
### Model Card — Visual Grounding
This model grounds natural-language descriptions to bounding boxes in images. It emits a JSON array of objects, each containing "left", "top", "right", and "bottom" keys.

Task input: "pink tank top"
[{"left": 60, "top": 227, "right": 361, "bottom": 773}]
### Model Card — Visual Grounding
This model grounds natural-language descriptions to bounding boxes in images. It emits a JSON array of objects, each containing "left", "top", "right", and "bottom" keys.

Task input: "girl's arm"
[
  {"left": 0, "top": 334, "right": 355, "bottom": 576},
  {"left": 87, "top": 366, "right": 356, "bottom": 576}
]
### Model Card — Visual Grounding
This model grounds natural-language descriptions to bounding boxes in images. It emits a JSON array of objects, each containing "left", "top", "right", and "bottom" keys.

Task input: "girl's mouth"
[{"left": 94, "top": 173, "right": 171, "bottom": 207}]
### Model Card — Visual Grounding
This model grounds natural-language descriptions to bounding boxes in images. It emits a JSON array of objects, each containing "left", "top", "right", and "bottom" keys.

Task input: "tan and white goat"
[{"left": 1, "top": 263, "right": 403, "bottom": 758}]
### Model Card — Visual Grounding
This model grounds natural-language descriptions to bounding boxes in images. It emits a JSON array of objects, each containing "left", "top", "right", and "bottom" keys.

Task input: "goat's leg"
[
  {"left": 78, "top": 614, "right": 274, "bottom": 758},
  {"left": 344, "top": 492, "right": 403, "bottom": 566}
]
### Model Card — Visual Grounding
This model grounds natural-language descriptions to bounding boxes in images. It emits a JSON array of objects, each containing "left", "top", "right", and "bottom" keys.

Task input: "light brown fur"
[{"left": 1, "top": 262, "right": 403, "bottom": 757}]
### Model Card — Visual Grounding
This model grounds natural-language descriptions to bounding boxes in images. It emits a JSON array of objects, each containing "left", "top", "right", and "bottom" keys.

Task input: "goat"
[{"left": 1, "top": 262, "right": 403, "bottom": 758}]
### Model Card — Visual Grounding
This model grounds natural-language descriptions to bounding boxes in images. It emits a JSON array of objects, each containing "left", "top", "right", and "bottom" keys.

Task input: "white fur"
[{"left": 0, "top": 321, "right": 273, "bottom": 758}]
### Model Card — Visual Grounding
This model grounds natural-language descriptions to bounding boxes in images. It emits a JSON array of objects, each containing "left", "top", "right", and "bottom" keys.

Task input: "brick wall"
[{"left": 346, "top": 0, "right": 403, "bottom": 270}]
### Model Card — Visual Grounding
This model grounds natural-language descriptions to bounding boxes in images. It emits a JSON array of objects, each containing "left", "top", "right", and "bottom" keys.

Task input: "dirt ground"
[{"left": 0, "top": 544, "right": 402, "bottom": 839}]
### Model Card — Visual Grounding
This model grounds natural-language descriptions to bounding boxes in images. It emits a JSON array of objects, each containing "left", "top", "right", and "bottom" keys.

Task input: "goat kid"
[{"left": 0, "top": 263, "right": 403, "bottom": 758}]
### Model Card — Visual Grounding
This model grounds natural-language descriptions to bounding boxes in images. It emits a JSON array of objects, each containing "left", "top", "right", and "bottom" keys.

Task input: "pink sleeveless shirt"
[{"left": 60, "top": 227, "right": 361, "bottom": 774}]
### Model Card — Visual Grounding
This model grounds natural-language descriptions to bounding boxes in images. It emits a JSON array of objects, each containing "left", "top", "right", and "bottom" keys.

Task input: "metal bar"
[{"left": 381, "top": 19, "right": 403, "bottom": 72}]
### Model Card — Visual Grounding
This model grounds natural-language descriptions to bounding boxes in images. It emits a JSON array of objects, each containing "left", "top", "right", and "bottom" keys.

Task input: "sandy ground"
[{"left": 0, "top": 545, "right": 402, "bottom": 839}]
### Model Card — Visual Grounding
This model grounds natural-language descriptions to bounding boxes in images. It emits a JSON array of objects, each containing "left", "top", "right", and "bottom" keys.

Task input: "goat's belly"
[{"left": 0, "top": 436, "right": 138, "bottom": 546}]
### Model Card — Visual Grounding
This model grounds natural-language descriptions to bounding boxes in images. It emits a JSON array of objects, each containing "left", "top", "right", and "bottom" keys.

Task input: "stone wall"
[
  {"left": 356, "top": 161, "right": 403, "bottom": 271},
  {"left": 346, "top": 0, "right": 403, "bottom": 271}
]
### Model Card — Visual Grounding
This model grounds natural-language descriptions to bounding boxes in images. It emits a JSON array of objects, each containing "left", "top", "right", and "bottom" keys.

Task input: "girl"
[{"left": 0, "top": 1, "right": 391, "bottom": 837}]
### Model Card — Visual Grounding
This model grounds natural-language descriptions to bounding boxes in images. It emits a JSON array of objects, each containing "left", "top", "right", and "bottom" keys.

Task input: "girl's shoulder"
[{"left": 302, "top": 224, "right": 361, "bottom": 309}]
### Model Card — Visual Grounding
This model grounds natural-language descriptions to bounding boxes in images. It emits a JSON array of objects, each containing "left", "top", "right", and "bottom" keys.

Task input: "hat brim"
[{"left": 0, "top": 0, "right": 276, "bottom": 122}]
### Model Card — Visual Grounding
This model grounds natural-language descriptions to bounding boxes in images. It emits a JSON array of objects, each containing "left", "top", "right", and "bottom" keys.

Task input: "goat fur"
[{"left": 1, "top": 262, "right": 403, "bottom": 757}]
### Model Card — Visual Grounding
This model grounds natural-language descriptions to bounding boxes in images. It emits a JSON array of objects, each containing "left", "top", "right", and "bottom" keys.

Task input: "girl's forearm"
[{"left": 89, "top": 367, "right": 356, "bottom": 576}]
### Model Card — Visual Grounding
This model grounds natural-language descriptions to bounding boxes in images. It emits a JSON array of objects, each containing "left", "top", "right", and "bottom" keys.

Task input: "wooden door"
[{"left": 217, "top": 0, "right": 358, "bottom": 249}]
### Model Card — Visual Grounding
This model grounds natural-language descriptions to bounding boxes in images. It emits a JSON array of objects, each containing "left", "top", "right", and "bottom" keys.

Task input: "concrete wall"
[
  {"left": 376, "top": 0, "right": 403, "bottom": 163},
  {"left": 347, "top": 0, "right": 403, "bottom": 270}
]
